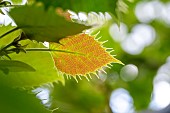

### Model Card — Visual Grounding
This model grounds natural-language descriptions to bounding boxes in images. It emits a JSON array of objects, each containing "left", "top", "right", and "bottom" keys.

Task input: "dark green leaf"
[
  {"left": 9, "top": 5, "right": 90, "bottom": 43},
  {"left": 36, "top": 0, "right": 118, "bottom": 16},
  {"left": 50, "top": 80, "right": 105, "bottom": 113},
  {"left": 0, "top": 83, "right": 50, "bottom": 113},
  {"left": 0, "top": 60, "right": 36, "bottom": 74}
]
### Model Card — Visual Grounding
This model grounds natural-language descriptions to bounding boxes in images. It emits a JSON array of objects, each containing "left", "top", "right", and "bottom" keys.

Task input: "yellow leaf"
[{"left": 50, "top": 33, "right": 123, "bottom": 77}]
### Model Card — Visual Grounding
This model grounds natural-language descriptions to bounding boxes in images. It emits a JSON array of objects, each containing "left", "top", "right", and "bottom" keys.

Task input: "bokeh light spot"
[
  {"left": 110, "top": 88, "right": 134, "bottom": 113},
  {"left": 120, "top": 64, "right": 138, "bottom": 82}
]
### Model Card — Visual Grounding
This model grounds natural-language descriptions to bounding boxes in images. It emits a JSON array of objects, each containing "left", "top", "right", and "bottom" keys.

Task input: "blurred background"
[{"left": 1, "top": 0, "right": 170, "bottom": 113}]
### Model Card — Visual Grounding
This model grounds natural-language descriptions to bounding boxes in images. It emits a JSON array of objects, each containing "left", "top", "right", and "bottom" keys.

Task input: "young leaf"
[
  {"left": 0, "top": 60, "right": 36, "bottom": 74},
  {"left": 0, "top": 40, "right": 64, "bottom": 87},
  {"left": 50, "top": 33, "right": 123, "bottom": 77},
  {"left": 11, "top": 0, "right": 23, "bottom": 4},
  {"left": 0, "top": 25, "right": 21, "bottom": 48},
  {"left": 9, "top": 5, "right": 90, "bottom": 43}
]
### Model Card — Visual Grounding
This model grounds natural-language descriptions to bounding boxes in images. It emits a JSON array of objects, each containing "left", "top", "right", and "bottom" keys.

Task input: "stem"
[
  {"left": 25, "top": 48, "right": 84, "bottom": 55},
  {"left": 0, "top": 5, "right": 24, "bottom": 8},
  {"left": 0, "top": 41, "right": 14, "bottom": 54},
  {"left": 0, "top": 27, "right": 20, "bottom": 39}
]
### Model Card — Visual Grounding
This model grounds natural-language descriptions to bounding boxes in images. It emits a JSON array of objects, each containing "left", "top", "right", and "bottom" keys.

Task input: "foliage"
[
  {"left": 0, "top": 40, "right": 64, "bottom": 87},
  {"left": 9, "top": 5, "right": 90, "bottom": 43},
  {"left": 0, "top": 0, "right": 123, "bottom": 112},
  {"left": 36, "top": 0, "right": 118, "bottom": 15},
  {"left": 0, "top": 60, "right": 36, "bottom": 74},
  {"left": 0, "top": 0, "right": 169, "bottom": 113},
  {"left": 0, "top": 83, "right": 51, "bottom": 113}
]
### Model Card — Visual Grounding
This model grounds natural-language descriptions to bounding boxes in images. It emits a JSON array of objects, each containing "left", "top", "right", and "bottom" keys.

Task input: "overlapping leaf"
[
  {"left": 36, "top": 0, "right": 118, "bottom": 16},
  {"left": 50, "top": 33, "right": 123, "bottom": 77},
  {"left": 0, "top": 60, "right": 35, "bottom": 74},
  {"left": 9, "top": 5, "right": 90, "bottom": 43},
  {"left": 0, "top": 25, "right": 21, "bottom": 48},
  {"left": 0, "top": 40, "right": 64, "bottom": 87}
]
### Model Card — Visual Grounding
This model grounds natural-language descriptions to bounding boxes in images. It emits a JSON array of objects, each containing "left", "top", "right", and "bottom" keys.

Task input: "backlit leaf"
[
  {"left": 50, "top": 33, "right": 123, "bottom": 77},
  {"left": 9, "top": 5, "right": 90, "bottom": 43},
  {"left": 0, "top": 25, "right": 21, "bottom": 48},
  {"left": 11, "top": 0, "right": 23, "bottom": 4},
  {"left": 0, "top": 40, "right": 64, "bottom": 87}
]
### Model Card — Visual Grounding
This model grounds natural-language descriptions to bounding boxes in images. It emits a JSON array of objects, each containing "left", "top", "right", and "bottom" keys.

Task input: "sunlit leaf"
[
  {"left": 50, "top": 33, "right": 123, "bottom": 77},
  {"left": 0, "top": 40, "right": 64, "bottom": 87},
  {"left": 11, "top": 0, "right": 23, "bottom": 4},
  {"left": 9, "top": 5, "right": 90, "bottom": 43},
  {"left": 0, "top": 25, "right": 21, "bottom": 48},
  {"left": 0, "top": 60, "right": 36, "bottom": 74}
]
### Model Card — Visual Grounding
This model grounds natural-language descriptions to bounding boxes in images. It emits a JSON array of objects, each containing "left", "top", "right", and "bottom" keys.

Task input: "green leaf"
[
  {"left": 0, "top": 83, "right": 51, "bottom": 113},
  {"left": 36, "top": 0, "right": 118, "bottom": 16},
  {"left": 0, "top": 40, "right": 64, "bottom": 87},
  {"left": 11, "top": 0, "right": 23, "bottom": 4},
  {"left": 0, "top": 25, "right": 21, "bottom": 48},
  {"left": 9, "top": 5, "right": 90, "bottom": 43},
  {"left": 0, "top": 60, "right": 36, "bottom": 74},
  {"left": 50, "top": 81, "right": 105, "bottom": 113}
]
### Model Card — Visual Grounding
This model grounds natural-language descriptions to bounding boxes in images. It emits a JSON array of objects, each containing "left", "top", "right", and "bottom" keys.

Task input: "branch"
[{"left": 25, "top": 48, "right": 84, "bottom": 55}]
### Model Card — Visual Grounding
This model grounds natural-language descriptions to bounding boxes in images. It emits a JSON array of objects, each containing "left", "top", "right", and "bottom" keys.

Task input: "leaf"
[
  {"left": 0, "top": 83, "right": 51, "bottom": 113},
  {"left": 50, "top": 81, "right": 105, "bottom": 113},
  {"left": 0, "top": 60, "right": 36, "bottom": 74},
  {"left": 0, "top": 40, "right": 64, "bottom": 87},
  {"left": 9, "top": 5, "right": 90, "bottom": 43},
  {"left": 11, "top": 0, "right": 23, "bottom": 4},
  {"left": 0, "top": 25, "right": 21, "bottom": 48},
  {"left": 50, "top": 33, "right": 123, "bottom": 77},
  {"left": 36, "top": 0, "right": 118, "bottom": 16}
]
